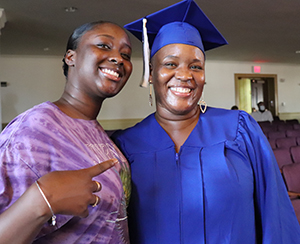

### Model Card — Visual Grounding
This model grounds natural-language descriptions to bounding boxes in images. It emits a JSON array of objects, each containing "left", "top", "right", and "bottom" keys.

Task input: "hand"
[{"left": 37, "top": 158, "right": 118, "bottom": 218}]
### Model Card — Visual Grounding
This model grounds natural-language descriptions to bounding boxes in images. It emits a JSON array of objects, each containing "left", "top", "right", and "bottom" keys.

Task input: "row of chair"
[
  {"left": 258, "top": 119, "right": 299, "bottom": 132},
  {"left": 268, "top": 136, "right": 300, "bottom": 150},
  {"left": 273, "top": 146, "right": 300, "bottom": 169},
  {"left": 261, "top": 124, "right": 300, "bottom": 134},
  {"left": 260, "top": 120, "right": 300, "bottom": 224},
  {"left": 258, "top": 119, "right": 299, "bottom": 126},
  {"left": 281, "top": 162, "right": 300, "bottom": 224},
  {"left": 266, "top": 129, "right": 300, "bottom": 140}
]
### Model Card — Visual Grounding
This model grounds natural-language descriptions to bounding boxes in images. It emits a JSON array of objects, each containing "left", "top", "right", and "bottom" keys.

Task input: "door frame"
[{"left": 234, "top": 73, "right": 278, "bottom": 116}]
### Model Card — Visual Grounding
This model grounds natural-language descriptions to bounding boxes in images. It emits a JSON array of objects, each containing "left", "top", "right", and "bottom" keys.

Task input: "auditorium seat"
[
  {"left": 268, "top": 138, "right": 277, "bottom": 149},
  {"left": 290, "top": 146, "right": 300, "bottom": 164},
  {"left": 273, "top": 148, "right": 293, "bottom": 169},
  {"left": 293, "top": 124, "right": 300, "bottom": 130},
  {"left": 281, "top": 163, "right": 300, "bottom": 225},
  {"left": 276, "top": 137, "right": 297, "bottom": 149},
  {"left": 277, "top": 124, "right": 294, "bottom": 131},
  {"left": 267, "top": 131, "right": 286, "bottom": 140},
  {"left": 297, "top": 137, "right": 300, "bottom": 146},
  {"left": 286, "top": 130, "right": 300, "bottom": 138},
  {"left": 261, "top": 126, "right": 277, "bottom": 135},
  {"left": 272, "top": 120, "right": 285, "bottom": 125},
  {"left": 285, "top": 119, "right": 299, "bottom": 124}
]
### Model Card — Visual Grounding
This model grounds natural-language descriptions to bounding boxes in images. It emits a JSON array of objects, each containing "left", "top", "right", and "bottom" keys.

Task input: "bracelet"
[{"left": 35, "top": 181, "right": 57, "bottom": 226}]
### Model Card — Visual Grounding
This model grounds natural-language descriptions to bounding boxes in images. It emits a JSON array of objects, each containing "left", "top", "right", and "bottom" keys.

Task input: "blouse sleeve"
[
  {"left": 0, "top": 115, "right": 73, "bottom": 239},
  {"left": 237, "top": 111, "right": 300, "bottom": 243}
]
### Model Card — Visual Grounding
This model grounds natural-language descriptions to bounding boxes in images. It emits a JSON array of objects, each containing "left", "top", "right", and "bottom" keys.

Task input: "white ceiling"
[{"left": 1, "top": 0, "right": 300, "bottom": 64}]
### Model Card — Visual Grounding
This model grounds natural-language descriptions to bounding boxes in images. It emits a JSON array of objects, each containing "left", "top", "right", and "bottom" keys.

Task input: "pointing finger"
[{"left": 87, "top": 158, "right": 118, "bottom": 177}]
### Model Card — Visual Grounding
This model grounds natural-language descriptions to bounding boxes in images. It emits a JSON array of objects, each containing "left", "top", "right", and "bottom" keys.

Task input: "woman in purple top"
[{"left": 0, "top": 21, "right": 132, "bottom": 243}]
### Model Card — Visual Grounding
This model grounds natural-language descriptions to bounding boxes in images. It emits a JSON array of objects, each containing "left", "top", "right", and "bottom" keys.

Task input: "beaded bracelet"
[{"left": 35, "top": 181, "right": 57, "bottom": 226}]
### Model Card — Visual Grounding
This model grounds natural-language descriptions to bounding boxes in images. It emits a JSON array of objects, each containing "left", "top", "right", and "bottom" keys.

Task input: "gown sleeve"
[{"left": 237, "top": 111, "right": 300, "bottom": 243}]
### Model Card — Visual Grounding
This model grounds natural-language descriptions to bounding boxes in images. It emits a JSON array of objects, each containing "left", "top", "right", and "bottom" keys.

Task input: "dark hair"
[{"left": 62, "top": 20, "right": 116, "bottom": 78}]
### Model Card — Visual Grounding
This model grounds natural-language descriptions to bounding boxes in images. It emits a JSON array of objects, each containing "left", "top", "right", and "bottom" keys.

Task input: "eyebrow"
[
  {"left": 164, "top": 55, "right": 203, "bottom": 63},
  {"left": 95, "top": 34, "right": 132, "bottom": 50}
]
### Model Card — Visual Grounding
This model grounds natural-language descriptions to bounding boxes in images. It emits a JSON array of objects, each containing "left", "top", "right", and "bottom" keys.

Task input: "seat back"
[
  {"left": 297, "top": 137, "right": 300, "bottom": 146},
  {"left": 273, "top": 148, "right": 293, "bottom": 169},
  {"left": 275, "top": 137, "right": 297, "bottom": 149},
  {"left": 286, "top": 130, "right": 300, "bottom": 138},
  {"left": 290, "top": 146, "right": 300, "bottom": 164},
  {"left": 268, "top": 138, "right": 277, "bottom": 149},
  {"left": 261, "top": 126, "right": 277, "bottom": 135},
  {"left": 285, "top": 119, "right": 299, "bottom": 124},
  {"left": 277, "top": 124, "right": 294, "bottom": 131},
  {"left": 282, "top": 163, "right": 300, "bottom": 192},
  {"left": 267, "top": 131, "right": 286, "bottom": 140}
]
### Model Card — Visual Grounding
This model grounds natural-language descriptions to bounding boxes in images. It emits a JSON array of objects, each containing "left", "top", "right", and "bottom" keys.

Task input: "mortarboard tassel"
[{"left": 140, "top": 18, "right": 150, "bottom": 88}]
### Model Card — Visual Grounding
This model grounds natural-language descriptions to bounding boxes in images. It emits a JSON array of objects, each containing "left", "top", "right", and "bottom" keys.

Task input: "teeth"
[
  {"left": 102, "top": 68, "right": 119, "bottom": 78},
  {"left": 170, "top": 87, "right": 191, "bottom": 93}
]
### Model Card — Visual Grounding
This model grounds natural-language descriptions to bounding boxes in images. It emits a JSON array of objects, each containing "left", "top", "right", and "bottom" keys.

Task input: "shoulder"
[
  {"left": 112, "top": 113, "right": 160, "bottom": 153},
  {"left": 113, "top": 113, "right": 156, "bottom": 140},
  {"left": 199, "top": 107, "right": 259, "bottom": 142},
  {"left": 0, "top": 102, "right": 72, "bottom": 150},
  {"left": 3, "top": 102, "right": 60, "bottom": 129},
  {"left": 0, "top": 102, "right": 49, "bottom": 144}
]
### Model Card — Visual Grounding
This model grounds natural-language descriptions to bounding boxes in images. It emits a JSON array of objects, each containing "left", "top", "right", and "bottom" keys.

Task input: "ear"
[{"left": 64, "top": 50, "right": 76, "bottom": 66}]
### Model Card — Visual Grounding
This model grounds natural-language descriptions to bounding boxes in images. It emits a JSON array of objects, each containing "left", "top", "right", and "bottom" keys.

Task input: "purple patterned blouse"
[{"left": 0, "top": 101, "right": 131, "bottom": 243}]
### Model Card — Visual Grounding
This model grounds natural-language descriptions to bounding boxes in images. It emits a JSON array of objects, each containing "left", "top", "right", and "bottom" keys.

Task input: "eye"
[
  {"left": 121, "top": 53, "right": 131, "bottom": 61},
  {"left": 190, "top": 64, "right": 203, "bottom": 70},
  {"left": 97, "top": 43, "right": 110, "bottom": 49},
  {"left": 164, "top": 62, "right": 177, "bottom": 68}
]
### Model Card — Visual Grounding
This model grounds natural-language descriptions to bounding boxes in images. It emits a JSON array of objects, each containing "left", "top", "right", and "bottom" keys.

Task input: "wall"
[
  {"left": 205, "top": 61, "right": 300, "bottom": 113},
  {"left": 0, "top": 55, "right": 300, "bottom": 128}
]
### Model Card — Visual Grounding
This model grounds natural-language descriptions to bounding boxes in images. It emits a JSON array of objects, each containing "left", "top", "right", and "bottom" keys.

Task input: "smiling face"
[
  {"left": 66, "top": 22, "right": 132, "bottom": 100},
  {"left": 150, "top": 43, "right": 205, "bottom": 117}
]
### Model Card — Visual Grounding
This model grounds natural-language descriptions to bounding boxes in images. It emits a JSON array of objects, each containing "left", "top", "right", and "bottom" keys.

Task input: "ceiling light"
[
  {"left": 295, "top": 50, "right": 300, "bottom": 54},
  {"left": 64, "top": 7, "right": 77, "bottom": 13}
]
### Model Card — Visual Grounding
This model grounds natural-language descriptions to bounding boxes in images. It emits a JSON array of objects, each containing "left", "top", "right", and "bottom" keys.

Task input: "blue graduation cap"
[{"left": 124, "top": 0, "right": 228, "bottom": 87}]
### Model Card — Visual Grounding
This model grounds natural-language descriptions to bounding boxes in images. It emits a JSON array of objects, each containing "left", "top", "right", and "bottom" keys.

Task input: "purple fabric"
[{"left": 0, "top": 101, "right": 130, "bottom": 244}]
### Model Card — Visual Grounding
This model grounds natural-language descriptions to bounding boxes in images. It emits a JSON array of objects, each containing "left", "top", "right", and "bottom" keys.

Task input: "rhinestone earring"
[{"left": 199, "top": 99, "right": 207, "bottom": 113}]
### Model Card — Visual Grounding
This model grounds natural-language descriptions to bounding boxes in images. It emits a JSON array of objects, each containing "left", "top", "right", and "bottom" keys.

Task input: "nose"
[
  {"left": 109, "top": 55, "right": 124, "bottom": 66},
  {"left": 175, "top": 67, "right": 192, "bottom": 81}
]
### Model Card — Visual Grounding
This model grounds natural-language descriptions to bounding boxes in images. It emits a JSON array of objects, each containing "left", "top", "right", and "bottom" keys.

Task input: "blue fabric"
[
  {"left": 113, "top": 107, "right": 300, "bottom": 243},
  {"left": 151, "top": 22, "right": 204, "bottom": 58},
  {"left": 124, "top": 0, "right": 228, "bottom": 57}
]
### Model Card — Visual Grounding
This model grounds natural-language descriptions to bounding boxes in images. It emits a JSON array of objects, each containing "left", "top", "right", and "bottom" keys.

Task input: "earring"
[
  {"left": 149, "top": 82, "right": 153, "bottom": 107},
  {"left": 199, "top": 99, "right": 207, "bottom": 113}
]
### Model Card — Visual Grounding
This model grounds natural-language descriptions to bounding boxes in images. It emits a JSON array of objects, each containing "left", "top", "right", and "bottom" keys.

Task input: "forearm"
[{"left": 0, "top": 183, "right": 52, "bottom": 244}]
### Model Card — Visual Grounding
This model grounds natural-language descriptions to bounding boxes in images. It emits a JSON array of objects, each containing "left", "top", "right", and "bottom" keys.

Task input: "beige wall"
[{"left": 1, "top": 55, "right": 300, "bottom": 129}]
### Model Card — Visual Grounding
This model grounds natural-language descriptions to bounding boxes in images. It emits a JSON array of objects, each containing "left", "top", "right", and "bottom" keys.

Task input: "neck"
[
  {"left": 54, "top": 90, "right": 104, "bottom": 120},
  {"left": 155, "top": 105, "right": 200, "bottom": 128},
  {"left": 155, "top": 106, "right": 200, "bottom": 152}
]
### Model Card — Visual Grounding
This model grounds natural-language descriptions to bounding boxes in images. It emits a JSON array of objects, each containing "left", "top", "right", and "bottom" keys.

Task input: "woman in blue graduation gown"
[{"left": 113, "top": 0, "right": 300, "bottom": 243}]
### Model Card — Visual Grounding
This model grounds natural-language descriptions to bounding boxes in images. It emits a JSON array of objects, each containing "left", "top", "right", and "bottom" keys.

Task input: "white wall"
[
  {"left": 0, "top": 55, "right": 300, "bottom": 123},
  {"left": 205, "top": 61, "right": 300, "bottom": 113}
]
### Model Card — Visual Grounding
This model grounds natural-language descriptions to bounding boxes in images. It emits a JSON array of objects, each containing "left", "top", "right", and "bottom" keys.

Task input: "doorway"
[{"left": 234, "top": 73, "right": 278, "bottom": 116}]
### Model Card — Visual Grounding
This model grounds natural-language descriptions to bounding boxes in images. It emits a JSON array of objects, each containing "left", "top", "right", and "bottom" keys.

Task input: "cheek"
[{"left": 125, "top": 62, "right": 133, "bottom": 76}]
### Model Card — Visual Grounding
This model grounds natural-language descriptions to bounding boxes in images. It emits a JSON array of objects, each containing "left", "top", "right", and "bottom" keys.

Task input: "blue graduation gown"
[{"left": 113, "top": 107, "right": 300, "bottom": 243}]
